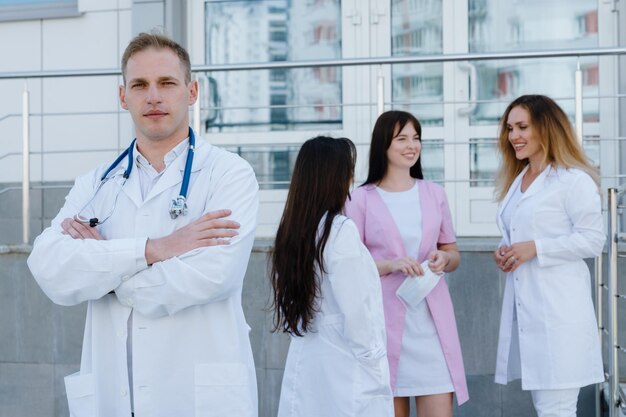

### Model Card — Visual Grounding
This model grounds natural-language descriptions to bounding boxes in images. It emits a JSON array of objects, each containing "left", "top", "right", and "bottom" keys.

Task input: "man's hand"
[
  {"left": 145, "top": 209, "right": 240, "bottom": 265},
  {"left": 61, "top": 216, "right": 104, "bottom": 240}
]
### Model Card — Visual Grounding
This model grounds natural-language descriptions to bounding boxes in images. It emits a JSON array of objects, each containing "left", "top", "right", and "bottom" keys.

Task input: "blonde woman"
[{"left": 493, "top": 95, "right": 605, "bottom": 417}]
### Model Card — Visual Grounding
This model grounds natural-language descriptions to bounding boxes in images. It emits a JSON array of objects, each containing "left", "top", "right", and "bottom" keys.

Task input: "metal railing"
[
  {"left": 603, "top": 186, "right": 626, "bottom": 417},
  {"left": 1, "top": 46, "right": 626, "bottom": 246}
]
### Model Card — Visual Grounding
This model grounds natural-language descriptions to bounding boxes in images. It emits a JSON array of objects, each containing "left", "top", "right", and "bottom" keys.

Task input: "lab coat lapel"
[
  {"left": 416, "top": 181, "right": 435, "bottom": 261},
  {"left": 143, "top": 138, "right": 207, "bottom": 206},
  {"left": 119, "top": 162, "right": 143, "bottom": 209},
  {"left": 144, "top": 154, "right": 185, "bottom": 204},
  {"left": 518, "top": 165, "right": 550, "bottom": 202},
  {"left": 365, "top": 185, "right": 407, "bottom": 257},
  {"left": 496, "top": 166, "right": 527, "bottom": 246}
]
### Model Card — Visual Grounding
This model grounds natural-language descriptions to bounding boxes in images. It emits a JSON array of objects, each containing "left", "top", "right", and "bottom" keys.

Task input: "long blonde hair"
[{"left": 494, "top": 94, "right": 599, "bottom": 202}]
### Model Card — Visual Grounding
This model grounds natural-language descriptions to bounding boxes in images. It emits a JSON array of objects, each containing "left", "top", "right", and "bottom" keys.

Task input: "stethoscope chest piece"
[{"left": 170, "top": 195, "right": 188, "bottom": 219}]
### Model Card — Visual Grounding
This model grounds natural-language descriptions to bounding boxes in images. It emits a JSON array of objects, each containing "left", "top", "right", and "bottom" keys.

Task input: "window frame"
[{"left": 0, "top": 1, "right": 79, "bottom": 22}]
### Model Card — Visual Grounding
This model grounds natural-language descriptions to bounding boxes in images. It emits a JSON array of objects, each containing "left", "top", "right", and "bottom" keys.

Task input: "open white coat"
[
  {"left": 494, "top": 166, "right": 605, "bottom": 390},
  {"left": 277, "top": 216, "right": 394, "bottom": 417},
  {"left": 28, "top": 135, "right": 259, "bottom": 417}
]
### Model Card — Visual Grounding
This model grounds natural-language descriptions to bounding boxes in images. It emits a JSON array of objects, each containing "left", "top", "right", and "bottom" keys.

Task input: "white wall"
[{"left": 0, "top": 0, "right": 135, "bottom": 183}]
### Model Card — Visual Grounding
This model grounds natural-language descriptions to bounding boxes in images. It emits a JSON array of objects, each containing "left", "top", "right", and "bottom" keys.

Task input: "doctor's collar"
[{"left": 134, "top": 136, "right": 190, "bottom": 170}]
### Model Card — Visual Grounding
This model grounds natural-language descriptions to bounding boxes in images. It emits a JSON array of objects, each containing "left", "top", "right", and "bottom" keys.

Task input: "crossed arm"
[{"left": 61, "top": 210, "right": 240, "bottom": 265}]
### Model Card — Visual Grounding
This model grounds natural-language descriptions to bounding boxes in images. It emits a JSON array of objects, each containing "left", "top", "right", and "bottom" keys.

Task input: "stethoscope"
[{"left": 76, "top": 127, "right": 195, "bottom": 227}]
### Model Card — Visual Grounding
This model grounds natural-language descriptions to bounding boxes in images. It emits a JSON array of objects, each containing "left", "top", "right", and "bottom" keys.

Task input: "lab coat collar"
[
  {"left": 496, "top": 164, "right": 552, "bottom": 244},
  {"left": 117, "top": 133, "right": 207, "bottom": 208}
]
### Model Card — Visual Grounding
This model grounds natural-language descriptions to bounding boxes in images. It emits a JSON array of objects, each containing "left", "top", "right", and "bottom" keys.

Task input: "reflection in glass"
[
  {"left": 421, "top": 140, "right": 444, "bottom": 182},
  {"left": 469, "top": 138, "right": 498, "bottom": 187},
  {"left": 468, "top": 0, "right": 599, "bottom": 125},
  {"left": 225, "top": 145, "right": 300, "bottom": 190},
  {"left": 204, "top": 0, "right": 342, "bottom": 132},
  {"left": 391, "top": 0, "right": 443, "bottom": 126}
]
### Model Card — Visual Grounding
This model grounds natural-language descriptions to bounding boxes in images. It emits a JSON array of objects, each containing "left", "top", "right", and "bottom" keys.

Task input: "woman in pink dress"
[{"left": 344, "top": 110, "right": 468, "bottom": 417}]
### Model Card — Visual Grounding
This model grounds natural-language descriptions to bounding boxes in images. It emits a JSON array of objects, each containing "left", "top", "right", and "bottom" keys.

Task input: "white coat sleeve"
[
  {"left": 327, "top": 220, "right": 386, "bottom": 363},
  {"left": 113, "top": 159, "right": 259, "bottom": 318},
  {"left": 535, "top": 173, "right": 605, "bottom": 267},
  {"left": 27, "top": 171, "right": 148, "bottom": 306}
]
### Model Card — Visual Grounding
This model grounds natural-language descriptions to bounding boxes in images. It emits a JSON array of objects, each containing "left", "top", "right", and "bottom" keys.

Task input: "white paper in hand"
[{"left": 395, "top": 261, "right": 442, "bottom": 308}]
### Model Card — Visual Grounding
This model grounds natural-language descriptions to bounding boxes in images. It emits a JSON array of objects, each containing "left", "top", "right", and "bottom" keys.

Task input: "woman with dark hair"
[
  {"left": 345, "top": 111, "right": 468, "bottom": 417},
  {"left": 493, "top": 95, "right": 604, "bottom": 417},
  {"left": 273, "top": 136, "right": 393, "bottom": 417}
]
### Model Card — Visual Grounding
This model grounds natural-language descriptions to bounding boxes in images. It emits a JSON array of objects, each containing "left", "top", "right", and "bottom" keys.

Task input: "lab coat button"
[
  {"left": 117, "top": 330, "right": 124, "bottom": 338},
  {"left": 126, "top": 299, "right": 133, "bottom": 307},
  {"left": 121, "top": 388, "right": 128, "bottom": 397},
  {"left": 121, "top": 275, "right": 130, "bottom": 282}
]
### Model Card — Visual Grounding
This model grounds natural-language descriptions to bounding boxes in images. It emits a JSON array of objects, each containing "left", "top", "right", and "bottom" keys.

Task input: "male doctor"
[{"left": 27, "top": 33, "right": 259, "bottom": 417}]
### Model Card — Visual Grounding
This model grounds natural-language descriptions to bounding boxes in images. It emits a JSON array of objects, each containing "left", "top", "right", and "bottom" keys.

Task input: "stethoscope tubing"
[{"left": 76, "top": 127, "right": 195, "bottom": 226}]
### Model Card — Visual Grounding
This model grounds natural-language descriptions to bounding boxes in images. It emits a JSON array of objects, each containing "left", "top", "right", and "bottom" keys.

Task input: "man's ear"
[
  {"left": 119, "top": 85, "right": 128, "bottom": 110},
  {"left": 188, "top": 80, "right": 199, "bottom": 105}
]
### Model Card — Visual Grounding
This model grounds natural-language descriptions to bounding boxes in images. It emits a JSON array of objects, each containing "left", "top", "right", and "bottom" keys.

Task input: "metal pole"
[
  {"left": 595, "top": 255, "right": 603, "bottom": 417},
  {"left": 607, "top": 188, "right": 618, "bottom": 417},
  {"left": 22, "top": 84, "right": 30, "bottom": 245},
  {"left": 575, "top": 60, "right": 583, "bottom": 144},
  {"left": 377, "top": 66, "right": 384, "bottom": 115}
]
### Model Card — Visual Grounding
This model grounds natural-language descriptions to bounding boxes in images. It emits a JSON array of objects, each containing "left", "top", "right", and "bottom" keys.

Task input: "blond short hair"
[{"left": 121, "top": 32, "right": 191, "bottom": 84}]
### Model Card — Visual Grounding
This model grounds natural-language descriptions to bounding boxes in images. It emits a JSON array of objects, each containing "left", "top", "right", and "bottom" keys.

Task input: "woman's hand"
[
  {"left": 427, "top": 250, "right": 449, "bottom": 274},
  {"left": 376, "top": 257, "right": 424, "bottom": 277},
  {"left": 494, "top": 246, "right": 511, "bottom": 272},
  {"left": 495, "top": 241, "right": 537, "bottom": 273}
]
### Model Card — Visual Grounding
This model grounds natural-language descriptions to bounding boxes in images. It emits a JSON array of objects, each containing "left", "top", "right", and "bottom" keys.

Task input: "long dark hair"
[
  {"left": 364, "top": 110, "right": 423, "bottom": 185},
  {"left": 271, "top": 136, "right": 356, "bottom": 336}
]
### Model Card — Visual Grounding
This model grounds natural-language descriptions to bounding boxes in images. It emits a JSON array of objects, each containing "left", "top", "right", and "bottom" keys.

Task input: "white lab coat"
[
  {"left": 494, "top": 165, "right": 605, "bottom": 390},
  {"left": 277, "top": 215, "right": 393, "bottom": 417},
  {"left": 27, "top": 134, "right": 259, "bottom": 417}
]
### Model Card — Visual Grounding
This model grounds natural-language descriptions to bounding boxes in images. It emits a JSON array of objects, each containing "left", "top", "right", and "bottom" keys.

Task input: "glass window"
[
  {"left": 421, "top": 139, "right": 444, "bottom": 182},
  {"left": 224, "top": 145, "right": 300, "bottom": 189},
  {"left": 0, "top": 0, "right": 78, "bottom": 22},
  {"left": 390, "top": 0, "right": 443, "bottom": 126},
  {"left": 469, "top": 138, "right": 499, "bottom": 187},
  {"left": 203, "top": 0, "right": 342, "bottom": 133},
  {"left": 468, "top": 0, "right": 599, "bottom": 125}
]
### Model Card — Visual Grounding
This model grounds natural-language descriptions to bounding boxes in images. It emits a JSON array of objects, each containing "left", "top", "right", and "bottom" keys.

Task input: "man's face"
[{"left": 119, "top": 47, "right": 197, "bottom": 144}]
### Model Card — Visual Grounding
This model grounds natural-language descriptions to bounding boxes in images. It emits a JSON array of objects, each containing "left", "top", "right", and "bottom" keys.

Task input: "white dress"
[
  {"left": 377, "top": 183, "right": 454, "bottom": 397},
  {"left": 277, "top": 215, "right": 393, "bottom": 417}
]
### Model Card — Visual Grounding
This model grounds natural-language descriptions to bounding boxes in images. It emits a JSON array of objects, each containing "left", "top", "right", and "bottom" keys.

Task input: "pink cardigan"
[{"left": 344, "top": 180, "right": 469, "bottom": 405}]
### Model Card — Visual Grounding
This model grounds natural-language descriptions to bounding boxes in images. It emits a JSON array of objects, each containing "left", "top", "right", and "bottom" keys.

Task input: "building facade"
[{"left": 0, "top": 0, "right": 624, "bottom": 240}]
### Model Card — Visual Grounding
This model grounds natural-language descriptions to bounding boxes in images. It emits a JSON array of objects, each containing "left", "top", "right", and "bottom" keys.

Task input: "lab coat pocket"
[
  {"left": 194, "top": 363, "right": 252, "bottom": 417},
  {"left": 356, "top": 358, "right": 391, "bottom": 396},
  {"left": 534, "top": 208, "right": 569, "bottom": 237},
  {"left": 355, "top": 359, "right": 393, "bottom": 417},
  {"left": 64, "top": 372, "right": 95, "bottom": 417}
]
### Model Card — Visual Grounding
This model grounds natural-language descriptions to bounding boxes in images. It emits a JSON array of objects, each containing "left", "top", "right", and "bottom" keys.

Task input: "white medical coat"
[
  {"left": 494, "top": 166, "right": 605, "bottom": 390},
  {"left": 277, "top": 215, "right": 393, "bottom": 417},
  {"left": 27, "top": 134, "right": 259, "bottom": 417}
]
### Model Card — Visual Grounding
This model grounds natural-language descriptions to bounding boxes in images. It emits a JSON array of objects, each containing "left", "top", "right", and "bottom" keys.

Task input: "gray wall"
[{"left": 1, "top": 243, "right": 623, "bottom": 417}]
